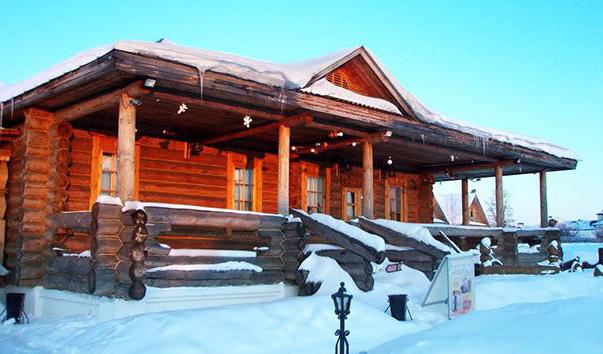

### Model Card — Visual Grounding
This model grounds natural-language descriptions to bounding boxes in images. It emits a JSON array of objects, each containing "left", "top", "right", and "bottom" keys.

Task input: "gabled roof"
[
  {"left": 433, "top": 191, "right": 490, "bottom": 226},
  {"left": 0, "top": 39, "right": 576, "bottom": 160}
]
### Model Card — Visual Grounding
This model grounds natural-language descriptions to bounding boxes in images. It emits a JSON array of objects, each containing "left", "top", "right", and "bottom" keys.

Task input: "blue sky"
[{"left": 1, "top": 0, "right": 601, "bottom": 224}]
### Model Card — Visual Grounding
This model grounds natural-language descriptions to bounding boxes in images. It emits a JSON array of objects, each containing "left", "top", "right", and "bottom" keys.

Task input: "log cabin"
[{"left": 0, "top": 40, "right": 577, "bottom": 315}]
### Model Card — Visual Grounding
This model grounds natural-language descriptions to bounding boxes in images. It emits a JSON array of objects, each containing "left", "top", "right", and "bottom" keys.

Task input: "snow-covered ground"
[{"left": 1, "top": 243, "right": 601, "bottom": 354}]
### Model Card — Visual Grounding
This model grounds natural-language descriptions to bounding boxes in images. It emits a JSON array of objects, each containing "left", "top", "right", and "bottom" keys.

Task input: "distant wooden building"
[
  {"left": 0, "top": 40, "right": 576, "bottom": 307},
  {"left": 433, "top": 190, "right": 490, "bottom": 226}
]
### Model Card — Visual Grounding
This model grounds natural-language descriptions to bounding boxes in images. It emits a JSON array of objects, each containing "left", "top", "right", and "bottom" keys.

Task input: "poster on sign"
[
  {"left": 448, "top": 254, "right": 475, "bottom": 318},
  {"left": 422, "top": 253, "right": 476, "bottom": 319}
]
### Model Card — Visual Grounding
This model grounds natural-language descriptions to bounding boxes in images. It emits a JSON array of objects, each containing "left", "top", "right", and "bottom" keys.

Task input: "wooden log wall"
[
  {"left": 4, "top": 109, "right": 72, "bottom": 286},
  {"left": 65, "top": 129, "right": 433, "bottom": 222},
  {"left": 89, "top": 202, "right": 132, "bottom": 298},
  {"left": 42, "top": 256, "right": 91, "bottom": 294},
  {"left": 43, "top": 210, "right": 93, "bottom": 294},
  {"left": 141, "top": 205, "right": 296, "bottom": 289}
]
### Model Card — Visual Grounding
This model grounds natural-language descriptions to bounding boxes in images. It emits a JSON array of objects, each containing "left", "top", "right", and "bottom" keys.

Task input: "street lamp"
[{"left": 331, "top": 282, "right": 352, "bottom": 354}]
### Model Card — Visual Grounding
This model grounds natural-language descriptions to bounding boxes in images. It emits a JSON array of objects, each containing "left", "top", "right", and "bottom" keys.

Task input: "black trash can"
[
  {"left": 388, "top": 294, "right": 408, "bottom": 321},
  {"left": 5, "top": 293, "right": 26, "bottom": 324}
]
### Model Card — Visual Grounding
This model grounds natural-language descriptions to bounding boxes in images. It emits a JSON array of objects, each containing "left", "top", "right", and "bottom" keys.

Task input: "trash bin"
[
  {"left": 5, "top": 293, "right": 26, "bottom": 324},
  {"left": 388, "top": 294, "right": 408, "bottom": 321}
]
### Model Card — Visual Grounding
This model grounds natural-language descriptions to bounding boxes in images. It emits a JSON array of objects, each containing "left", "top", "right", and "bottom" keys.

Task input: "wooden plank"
[
  {"left": 291, "top": 209, "right": 385, "bottom": 263},
  {"left": 117, "top": 92, "right": 136, "bottom": 202},
  {"left": 357, "top": 217, "right": 449, "bottom": 259}
]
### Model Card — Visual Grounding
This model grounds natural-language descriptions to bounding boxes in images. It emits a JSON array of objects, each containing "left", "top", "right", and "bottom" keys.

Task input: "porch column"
[
  {"left": 117, "top": 92, "right": 137, "bottom": 202},
  {"left": 495, "top": 164, "right": 504, "bottom": 227},
  {"left": 362, "top": 141, "right": 374, "bottom": 218},
  {"left": 539, "top": 171, "right": 548, "bottom": 228},
  {"left": 277, "top": 124, "right": 290, "bottom": 215},
  {"left": 461, "top": 178, "right": 470, "bottom": 225}
]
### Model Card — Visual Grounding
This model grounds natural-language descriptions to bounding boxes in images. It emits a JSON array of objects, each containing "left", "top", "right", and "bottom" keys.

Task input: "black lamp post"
[{"left": 331, "top": 282, "right": 352, "bottom": 354}]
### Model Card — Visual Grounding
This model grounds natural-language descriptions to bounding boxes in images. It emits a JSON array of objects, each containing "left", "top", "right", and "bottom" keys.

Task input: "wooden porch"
[{"left": 0, "top": 41, "right": 577, "bottom": 297}]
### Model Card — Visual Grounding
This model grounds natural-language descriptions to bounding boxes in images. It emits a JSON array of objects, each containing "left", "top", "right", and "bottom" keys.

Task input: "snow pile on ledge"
[
  {"left": 96, "top": 195, "right": 123, "bottom": 206},
  {"left": 0, "top": 40, "right": 356, "bottom": 102},
  {"left": 302, "top": 78, "right": 401, "bottom": 114},
  {"left": 372, "top": 219, "right": 451, "bottom": 252},
  {"left": 122, "top": 201, "right": 279, "bottom": 217},
  {"left": 63, "top": 250, "right": 91, "bottom": 258},
  {"left": 147, "top": 261, "right": 262, "bottom": 273},
  {"left": 167, "top": 249, "right": 257, "bottom": 258},
  {"left": 300, "top": 211, "right": 386, "bottom": 251},
  {"left": 303, "top": 243, "right": 343, "bottom": 253},
  {"left": 299, "top": 253, "right": 359, "bottom": 295}
]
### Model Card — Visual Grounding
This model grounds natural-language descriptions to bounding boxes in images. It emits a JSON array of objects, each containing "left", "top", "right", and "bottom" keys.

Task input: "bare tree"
[{"left": 485, "top": 189, "right": 514, "bottom": 226}]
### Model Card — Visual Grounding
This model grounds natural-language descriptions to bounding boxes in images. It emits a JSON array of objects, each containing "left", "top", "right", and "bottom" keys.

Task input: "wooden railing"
[{"left": 45, "top": 202, "right": 304, "bottom": 300}]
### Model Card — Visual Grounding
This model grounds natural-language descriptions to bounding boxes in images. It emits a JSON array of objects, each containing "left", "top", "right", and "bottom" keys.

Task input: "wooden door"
[{"left": 342, "top": 187, "right": 362, "bottom": 221}]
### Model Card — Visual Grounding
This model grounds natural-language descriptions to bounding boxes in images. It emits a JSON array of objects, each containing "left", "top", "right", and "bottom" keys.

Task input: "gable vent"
[{"left": 326, "top": 71, "right": 350, "bottom": 89}]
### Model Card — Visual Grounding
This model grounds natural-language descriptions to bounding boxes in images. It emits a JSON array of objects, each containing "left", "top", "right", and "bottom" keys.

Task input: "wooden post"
[
  {"left": 495, "top": 164, "right": 504, "bottom": 227},
  {"left": 277, "top": 124, "right": 290, "bottom": 215},
  {"left": 461, "top": 178, "right": 469, "bottom": 225},
  {"left": 362, "top": 141, "right": 374, "bottom": 218},
  {"left": 117, "top": 93, "right": 136, "bottom": 202},
  {"left": 539, "top": 171, "right": 548, "bottom": 228}
]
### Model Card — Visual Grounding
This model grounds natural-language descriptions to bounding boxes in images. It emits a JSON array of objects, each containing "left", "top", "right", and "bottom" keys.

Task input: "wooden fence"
[{"left": 44, "top": 202, "right": 303, "bottom": 300}]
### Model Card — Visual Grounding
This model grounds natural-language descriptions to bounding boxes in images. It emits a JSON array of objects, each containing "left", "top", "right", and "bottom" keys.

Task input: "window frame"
[
  {"left": 300, "top": 162, "right": 330, "bottom": 214},
  {"left": 384, "top": 175, "right": 408, "bottom": 222},
  {"left": 342, "top": 187, "right": 362, "bottom": 221},
  {"left": 227, "top": 152, "right": 262, "bottom": 212}
]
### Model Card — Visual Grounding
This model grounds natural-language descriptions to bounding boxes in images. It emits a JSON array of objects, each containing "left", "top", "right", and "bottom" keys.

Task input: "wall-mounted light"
[
  {"left": 143, "top": 78, "right": 156, "bottom": 88},
  {"left": 129, "top": 98, "right": 143, "bottom": 106},
  {"left": 387, "top": 156, "right": 393, "bottom": 165},
  {"left": 291, "top": 146, "right": 297, "bottom": 151},
  {"left": 384, "top": 130, "right": 393, "bottom": 137},
  {"left": 351, "top": 142, "right": 358, "bottom": 147}
]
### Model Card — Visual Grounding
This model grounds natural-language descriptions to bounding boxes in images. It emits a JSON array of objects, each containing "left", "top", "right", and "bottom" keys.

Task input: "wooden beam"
[
  {"left": 424, "top": 159, "right": 516, "bottom": 176},
  {"left": 150, "top": 90, "right": 285, "bottom": 121},
  {"left": 306, "top": 121, "right": 369, "bottom": 138},
  {"left": 277, "top": 124, "right": 290, "bottom": 215},
  {"left": 363, "top": 141, "right": 374, "bottom": 218},
  {"left": 462, "top": 179, "right": 469, "bottom": 225},
  {"left": 495, "top": 164, "right": 504, "bottom": 227},
  {"left": 539, "top": 171, "right": 548, "bottom": 228},
  {"left": 117, "top": 92, "right": 137, "bottom": 202},
  {"left": 295, "top": 130, "right": 390, "bottom": 155},
  {"left": 200, "top": 113, "right": 311, "bottom": 146},
  {"left": 55, "top": 82, "right": 149, "bottom": 122}
]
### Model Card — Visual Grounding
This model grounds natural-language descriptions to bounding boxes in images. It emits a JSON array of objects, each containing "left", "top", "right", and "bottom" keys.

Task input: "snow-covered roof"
[{"left": 0, "top": 39, "right": 576, "bottom": 160}]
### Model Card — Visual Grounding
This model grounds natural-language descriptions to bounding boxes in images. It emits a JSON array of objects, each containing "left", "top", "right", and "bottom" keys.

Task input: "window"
[
  {"left": 100, "top": 153, "right": 117, "bottom": 196},
  {"left": 389, "top": 186, "right": 403, "bottom": 221},
  {"left": 306, "top": 176, "right": 324, "bottom": 213},
  {"left": 233, "top": 167, "right": 254, "bottom": 211},
  {"left": 342, "top": 188, "right": 362, "bottom": 221}
]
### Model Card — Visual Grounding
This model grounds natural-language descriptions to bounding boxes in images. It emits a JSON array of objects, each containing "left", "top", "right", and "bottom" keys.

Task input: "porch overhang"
[{"left": 0, "top": 48, "right": 577, "bottom": 181}]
